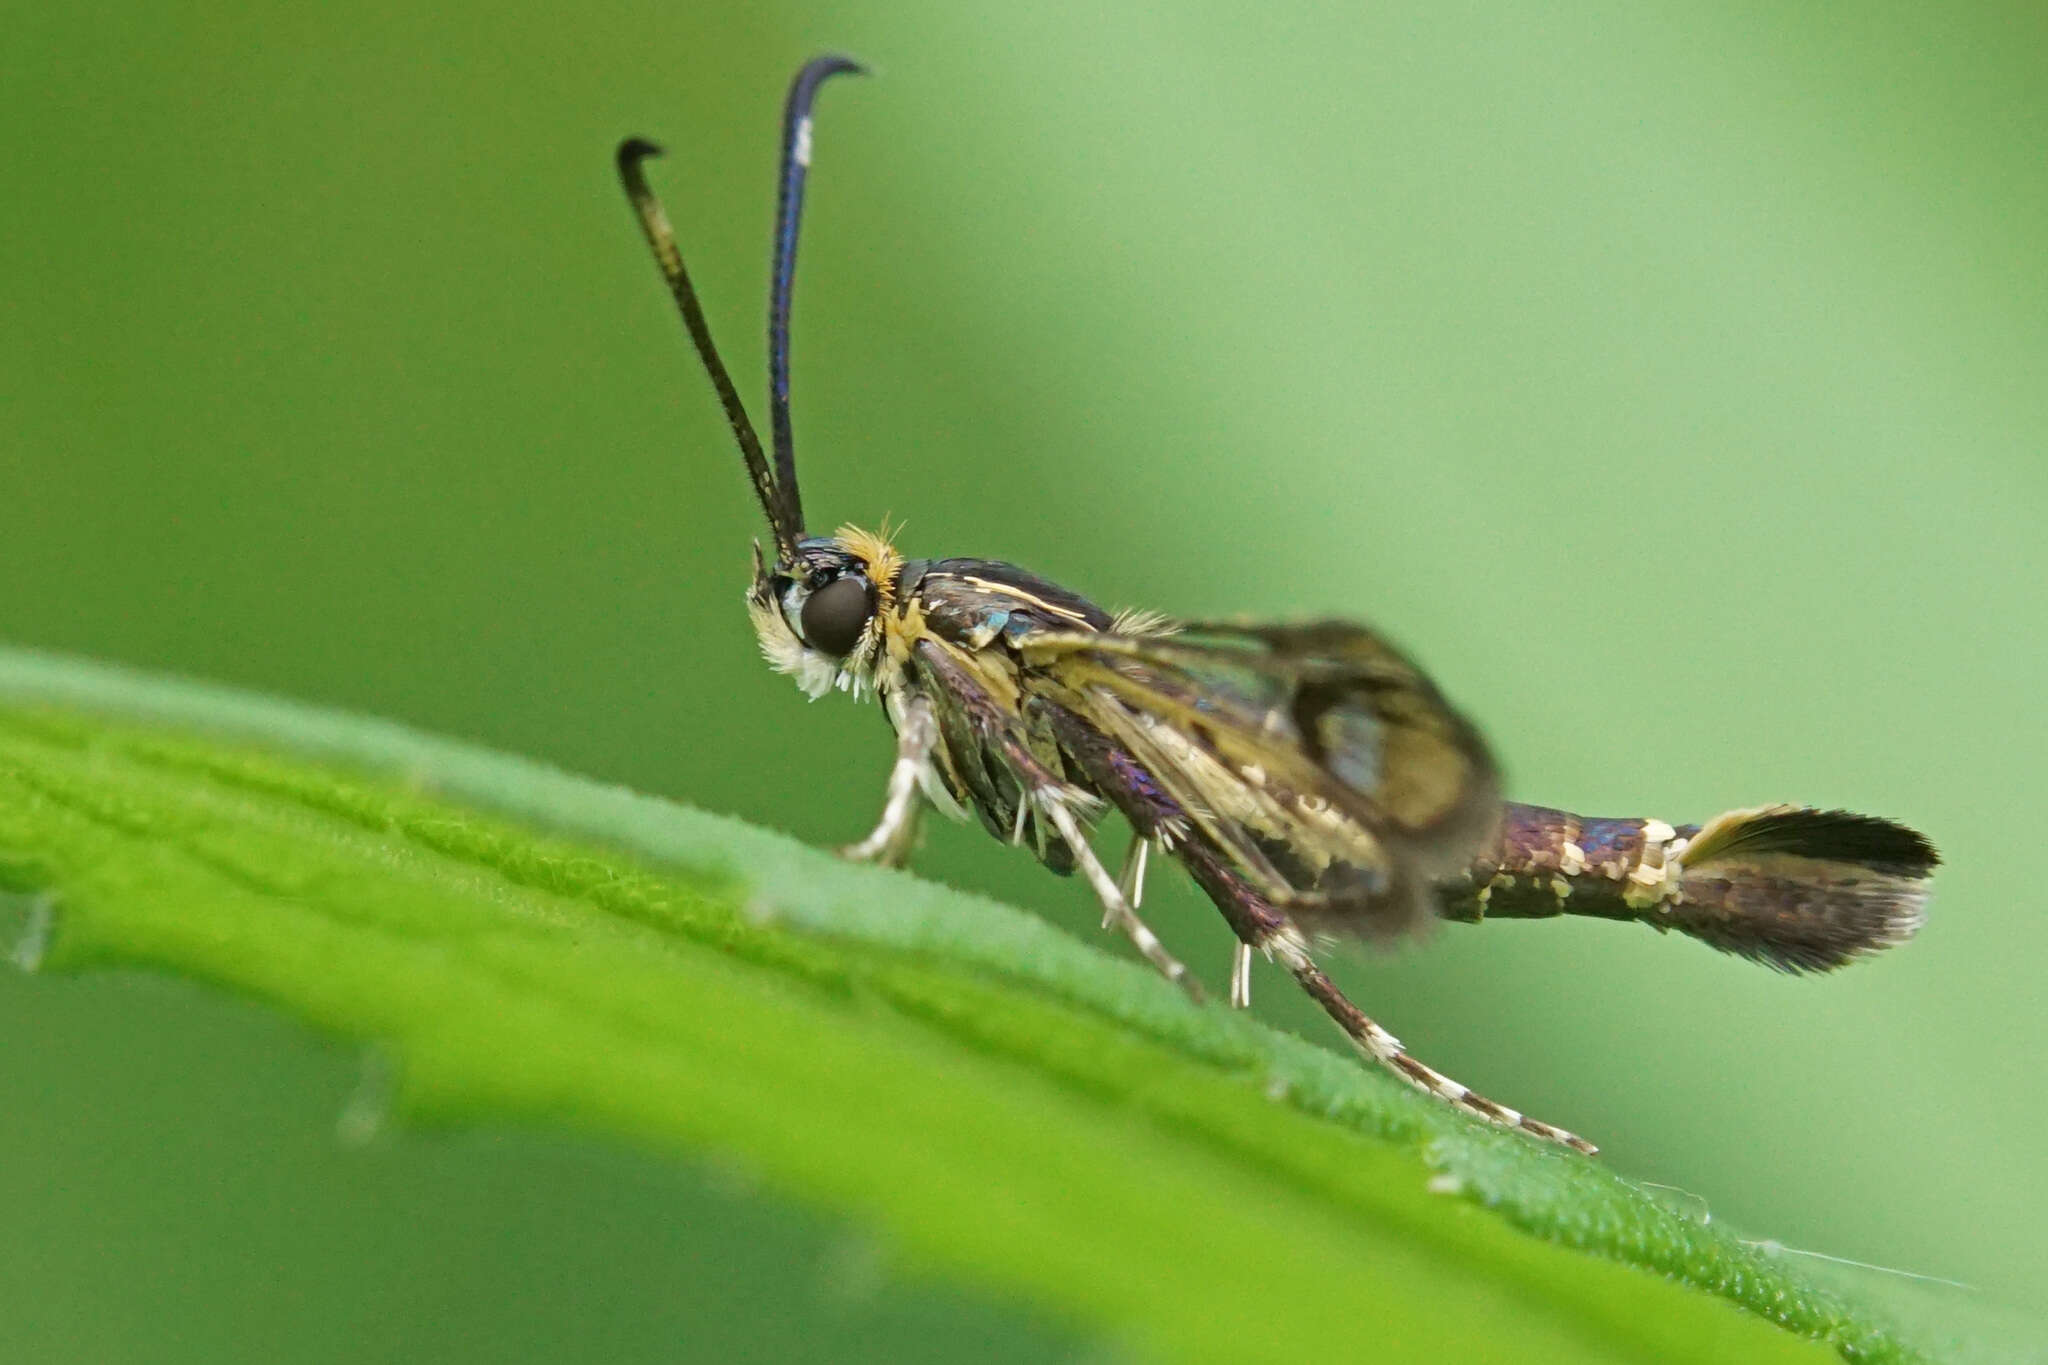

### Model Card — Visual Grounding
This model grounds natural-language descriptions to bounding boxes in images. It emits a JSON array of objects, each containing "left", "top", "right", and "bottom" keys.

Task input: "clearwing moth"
[{"left": 616, "top": 57, "right": 1938, "bottom": 1153}]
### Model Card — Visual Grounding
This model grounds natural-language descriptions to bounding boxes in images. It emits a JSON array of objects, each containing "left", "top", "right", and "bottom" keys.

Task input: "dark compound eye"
[{"left": 799, "top": 576, "right": 874, "bottom": 657}]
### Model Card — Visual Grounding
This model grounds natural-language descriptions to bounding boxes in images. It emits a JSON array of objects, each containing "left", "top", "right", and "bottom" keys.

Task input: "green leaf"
[{"left": 0, "top": 647, "right": 1931, "bottom": 1364}]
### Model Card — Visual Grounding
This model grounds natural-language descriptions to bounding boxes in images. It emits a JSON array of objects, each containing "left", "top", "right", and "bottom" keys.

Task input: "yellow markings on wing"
[
  {"left": 1023, "top": 640, "right": 1395, "bottom": 906},
  {"left": 1023, "top": 627, "right": 1486, "bottom": 836},
  {"left": 957, "top": 576, "right": 1100, "bottom": 629}
]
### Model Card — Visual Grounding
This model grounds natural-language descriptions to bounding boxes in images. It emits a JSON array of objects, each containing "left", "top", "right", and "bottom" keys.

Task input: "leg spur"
[{"left": 1040, "top": 797, "right": 1203, "bottom": 1004}]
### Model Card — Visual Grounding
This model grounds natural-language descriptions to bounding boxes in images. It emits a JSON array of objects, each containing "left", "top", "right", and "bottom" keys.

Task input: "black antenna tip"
[
  {"left": 801, "top": 52, "right": 869, "bottom": 80},
  {"left": 617, "top": 137, "right": 665, "bottom": 172}
]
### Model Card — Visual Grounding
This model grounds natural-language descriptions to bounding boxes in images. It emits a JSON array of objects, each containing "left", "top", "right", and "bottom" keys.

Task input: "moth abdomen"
[{"left": 1441, "top": 803, "right": 1939, "bottom": 973}]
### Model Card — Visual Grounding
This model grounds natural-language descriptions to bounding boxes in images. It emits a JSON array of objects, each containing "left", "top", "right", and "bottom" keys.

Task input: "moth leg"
[
  {"left": 1274, "top": 935, "right": 1595, "bottom": 1152},
  {"left": 1175, "top": 839, "right": 1596, "bottom": 1153},
  {"left": 1031, "top": 692, "right": 1590, "bottom": 1148},
  {"left": 910, "top": 653, "right": 1199, "bottom": 999},
  {"left": 842, "top": 695, "right": 937, "bottom": 868},
  {"left": 1038, "top": 794, "right": 1204, "bottom": 1005},
  {"left": 1228, "top": 942, "right": 1253, "bottom": 1010}
]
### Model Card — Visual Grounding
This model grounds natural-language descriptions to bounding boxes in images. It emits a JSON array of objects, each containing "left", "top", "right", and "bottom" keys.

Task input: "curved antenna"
[
  {"left": 768, "top": 54, "right": 867, "bottom": 533},
  {"left": 616, "top": 137, "right": 800, "bottom": 562}
]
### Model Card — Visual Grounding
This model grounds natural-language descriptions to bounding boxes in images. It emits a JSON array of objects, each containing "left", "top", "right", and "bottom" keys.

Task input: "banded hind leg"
[{"left": 1178, "top": 838, "right": 1596, "bottom": 1152}]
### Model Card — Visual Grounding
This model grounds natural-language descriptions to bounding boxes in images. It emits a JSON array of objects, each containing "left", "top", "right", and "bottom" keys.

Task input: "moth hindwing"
[{"left": 618, "top": 57, "right": 1939, "bottom": 1157}]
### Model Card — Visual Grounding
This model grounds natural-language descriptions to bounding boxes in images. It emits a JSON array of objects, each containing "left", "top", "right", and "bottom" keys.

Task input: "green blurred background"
[{"left": 5, "top": 0, "right": 2044, "bottom": 1357}]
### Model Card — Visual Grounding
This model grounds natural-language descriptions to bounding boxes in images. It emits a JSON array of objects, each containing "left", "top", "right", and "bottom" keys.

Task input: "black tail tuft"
[
  {"left": 1681, "top": 806, "right": 1939, "bottom": 878},
  {"left": 1668, "top": 806, "right": 1938, "bottom": 973}
]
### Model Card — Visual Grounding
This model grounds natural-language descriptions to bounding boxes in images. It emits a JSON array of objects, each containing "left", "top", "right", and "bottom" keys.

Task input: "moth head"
[
  {"left": 619, "top": 60, "right": 879, "bottom": 699},
  {"left": 747, "top": 533, "right": 891, "bottom": 699}
]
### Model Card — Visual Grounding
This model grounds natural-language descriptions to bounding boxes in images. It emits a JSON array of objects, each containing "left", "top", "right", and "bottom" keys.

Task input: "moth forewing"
[{"left": 1017, "top": 622, "right": 1502, "bottom": 937}]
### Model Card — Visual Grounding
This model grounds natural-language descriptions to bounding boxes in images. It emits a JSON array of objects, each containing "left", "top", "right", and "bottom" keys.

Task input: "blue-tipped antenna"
[{"left": 768, "top": 54, "right": 867, "bottom": 537}]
